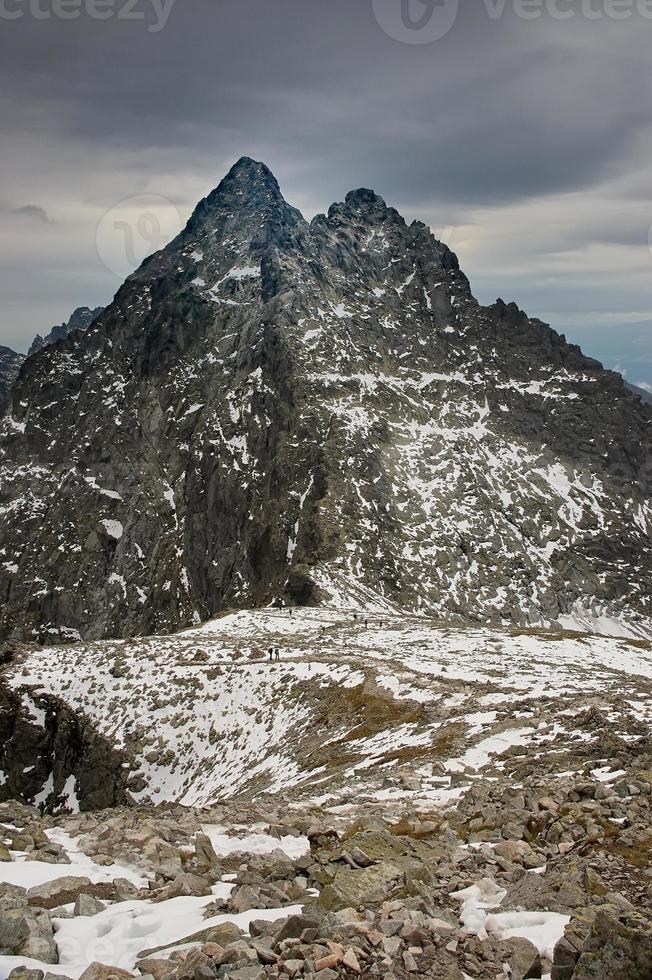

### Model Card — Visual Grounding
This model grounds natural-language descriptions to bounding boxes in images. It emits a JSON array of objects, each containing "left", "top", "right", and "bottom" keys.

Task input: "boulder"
[
  {"left": 78, "top": 964, "right": 134, "bottom": 980},
  {"left": 571, "top": 908, "right": 652, "bottom": 979},
  {"left": 194, "top": 833, "right": 221, "bottom": 870},
  {"left": 152, "top": 873, "right": 211, "bottom": 902},
  {"left": 138, "top": 920, "right": 244, "bottom": 959},
  {"left": 0, "top": 908, "right": 58, "bottom": 963},
  {"left": 508, "top": 937, "right": 542, "bottom": 979},
  {"left": 74, "top": 894, "right": 105, "bottom": 916},
  {"left": 136, "top": 959, "right": 176, "bottom": 980},
  {"left": 274, "top": 914, "right": 321, "bottom": 943},
  {"left": 27, "top": 876, "right": 93, "bottom": 909},
  {"left": 315, "top": 862, "right": 405, "bottom": 911},
  {"left": 551, "top": 898, "right": 642, "bottom": 980},
  {"left": 0, "top": 882, "right": 29, "bottom": 910}
]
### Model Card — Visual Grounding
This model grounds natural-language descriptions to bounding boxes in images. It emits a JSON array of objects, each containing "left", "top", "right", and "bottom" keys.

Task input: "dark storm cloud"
[{"left": 1, "top": 0, "right": 651, "bottom": 380}]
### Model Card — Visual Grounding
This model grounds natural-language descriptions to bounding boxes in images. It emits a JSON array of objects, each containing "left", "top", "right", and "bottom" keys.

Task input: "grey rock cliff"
[
  {"left": 0, "top": 157, "right": 650, "bottom": 642},
  {"left": 0, "top": 346, "right": 25, "bottom": 413}
]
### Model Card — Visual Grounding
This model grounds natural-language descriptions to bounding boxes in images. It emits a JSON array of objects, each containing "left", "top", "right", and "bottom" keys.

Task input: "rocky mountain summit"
[
  {"left": 0, "top": 157, "right": 650, "bottom": 643},
  {"left": 27, "top": 307, "right": 104, "bottom": 358},
  {"left": 0, "top": 346, "right": 25, "bottom": 413}
]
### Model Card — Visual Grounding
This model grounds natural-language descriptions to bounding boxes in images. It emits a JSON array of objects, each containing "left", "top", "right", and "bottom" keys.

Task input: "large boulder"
[
  {"left": 551, "top": 898, "right": 650, "bottom": 980},
  {"left": 78, "top": 964, "right": 133, "bottom": 980},
  {"left": 508, "top": 937, "right": 542, "bottom": 980},
  {"left": 0, "top": 882, "right": 29, "bottom": 910},
  {"left": 0, "top": 908, "right": 58, "bottom": 963},
  {"left": 27, "top": 876, "right": 94, "bottom": 909},
  {"left": 315, "top": 861, "right": 406, "bottom": 911},
  {"left": 571, "top": 908, "right": 652, "bottom": 979}
]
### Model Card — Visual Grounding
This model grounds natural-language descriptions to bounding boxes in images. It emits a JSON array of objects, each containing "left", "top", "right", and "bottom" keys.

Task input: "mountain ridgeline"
[
  {"left": 28, "top": 305, "right": 104, "bottom": 357},
  {"left": 0, "top": 157, "right": 650, "bottom": 643}
]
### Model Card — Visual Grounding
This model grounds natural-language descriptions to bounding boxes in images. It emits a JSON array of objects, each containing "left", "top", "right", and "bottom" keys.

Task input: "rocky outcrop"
[
  {"left": 0, "top": 678, "right": 130, "bottom": 811},
  {"left": 552, "top": 902, "right": 652, "bottom": 979},
  {"left": 28, "top": 306, "right": 104, "bottom": 358},
  {"left": 0, "top": 883, "right": 58, "bottom": 963},
  {"left": 0, "top": 157, "right": 650, "bottom": 643}
]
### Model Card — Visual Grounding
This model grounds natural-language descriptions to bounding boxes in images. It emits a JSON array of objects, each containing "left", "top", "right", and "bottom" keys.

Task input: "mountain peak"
[
  {"left": 1, "top": 160, "right": 651, "bottom": 644},
  {"left": 326, "top": 186, "right": 403, "bottom": 227},
  {"left": 179, "top": 157, "right": 301, "bottom": 245},
  {"left": 208, "top": 156, "right": 286, "bottom": 208},
  {"left": 344, "top": 187, "right": 387, "bottom": 209}
]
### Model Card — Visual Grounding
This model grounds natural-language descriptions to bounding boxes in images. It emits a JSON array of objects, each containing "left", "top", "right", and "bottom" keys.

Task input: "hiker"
[
  {"left": 353, "top": 612, "right": 358, "bottom": 622},
  {"left": 268, "top": 647, "right": 273, "bottom": 661},
  {"left": 275, "top": 648, "right": 281, "bottom": 661},
  {"left": 364, "top": 618, "right": 368, "bottom": 629}
]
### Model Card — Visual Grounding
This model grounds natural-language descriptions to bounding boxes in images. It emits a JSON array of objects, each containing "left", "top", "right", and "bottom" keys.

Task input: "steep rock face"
[
  {"left": 28, "top": 306, "right": 104, "bottom": 358},
  {"left": 0, "top": 157, "right": 650, "bottom": 642},
  {"left": 0, "top": 675, "right": 130, "bottom": 810},
  {"left": 0, "top": 345, "right": 25, "bottom": 413}
]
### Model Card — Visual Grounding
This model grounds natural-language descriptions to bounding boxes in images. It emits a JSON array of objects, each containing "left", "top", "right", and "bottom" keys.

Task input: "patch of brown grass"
[{"left": 323, "top": 684, "right": 428, "bottom": 745}]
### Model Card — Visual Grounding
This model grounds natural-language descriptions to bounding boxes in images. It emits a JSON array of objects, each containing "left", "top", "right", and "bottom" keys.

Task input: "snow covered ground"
[{"left": 4, "top": 607, "right": 650, "bottom": 810}]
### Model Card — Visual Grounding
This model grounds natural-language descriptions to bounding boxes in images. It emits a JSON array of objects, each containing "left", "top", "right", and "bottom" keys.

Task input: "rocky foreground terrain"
[{"left": 1, "top": 609, "right": 650, "bottom": 979}]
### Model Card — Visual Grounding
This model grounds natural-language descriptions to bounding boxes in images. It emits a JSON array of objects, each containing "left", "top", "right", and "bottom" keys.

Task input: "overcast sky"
[{"left": 1, "top": 0, "right": 651, "bottom": 387}]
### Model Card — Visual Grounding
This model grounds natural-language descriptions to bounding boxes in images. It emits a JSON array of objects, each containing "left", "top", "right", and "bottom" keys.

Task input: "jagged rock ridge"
[
  {"left": 28, "top": 305, "right": 104, "bottom": 357},
  {"left": 0, "top": 157, "right": 650, "bottom": 642}
]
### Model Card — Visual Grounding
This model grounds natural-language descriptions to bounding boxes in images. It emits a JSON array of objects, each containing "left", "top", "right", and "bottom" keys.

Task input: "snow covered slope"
[
  {"left": 0, "top": 158, "right": 650, "bottom": 642},
  {"left": 2, "top": 609, "right": 650, "bottom": 811}
]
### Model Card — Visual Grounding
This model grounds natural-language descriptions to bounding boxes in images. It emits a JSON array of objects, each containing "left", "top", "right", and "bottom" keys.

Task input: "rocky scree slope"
[{"left": 0, "top": 157, "right": 651, "bottom": 643}]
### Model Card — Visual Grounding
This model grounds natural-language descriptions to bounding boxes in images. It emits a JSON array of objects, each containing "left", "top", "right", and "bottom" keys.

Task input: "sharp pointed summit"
[{"left": 0, "top": 160, "right": 650, "bottom": 643}]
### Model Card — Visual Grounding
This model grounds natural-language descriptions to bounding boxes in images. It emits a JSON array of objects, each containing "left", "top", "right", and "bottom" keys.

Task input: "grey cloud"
[
  {"left": 13, "top": 204, "right": 53, "bottom": 224},
  {"left": 0, "top": 0, "right": 651, "bottom": 383}
]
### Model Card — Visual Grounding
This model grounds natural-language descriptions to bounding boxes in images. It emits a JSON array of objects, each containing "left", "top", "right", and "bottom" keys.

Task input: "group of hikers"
[
  {"left": 353, "top": 612, "right": 384, "bottom": 629},
  {"left": 273, "top": 598, "right": 386, "bottom": 632}
]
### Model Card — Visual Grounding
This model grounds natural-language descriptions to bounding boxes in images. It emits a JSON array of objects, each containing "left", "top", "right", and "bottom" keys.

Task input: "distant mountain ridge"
[
  {"left": 626, "top": 381, "right": 652, "bottom": 406},
  {"left": 0, "top": 158, "right": 650, "bottom": 643},
  {"left": 28, "top": 305, "right": 104, "bottom": 357}
]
